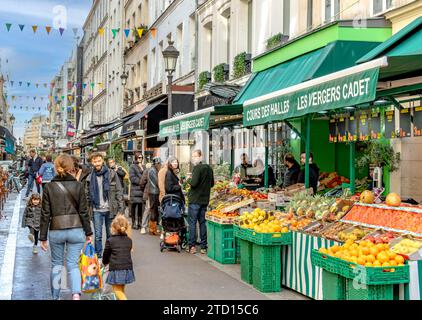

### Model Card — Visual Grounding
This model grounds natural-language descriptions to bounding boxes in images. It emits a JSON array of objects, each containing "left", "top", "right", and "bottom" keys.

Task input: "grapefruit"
[
  {"left": 386, "top": 193, "right": 401, "bottom": 207},
  {"left": 360, "top": 190, "right": 375, "bottom": 204}
]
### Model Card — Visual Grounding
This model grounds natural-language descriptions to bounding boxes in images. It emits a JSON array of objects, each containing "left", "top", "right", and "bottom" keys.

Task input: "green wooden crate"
[
  {"left": 207, "top": 221, "right": 236, "bottom": 264},
  {"left": 240, "top": 239, "right": 253, "bottom": 284},
  {"left": 252, "top": 244, "right": 281, "bottom": 292},
  {"left": 322, "top": 270, "right": 346, "bottom": 300}
]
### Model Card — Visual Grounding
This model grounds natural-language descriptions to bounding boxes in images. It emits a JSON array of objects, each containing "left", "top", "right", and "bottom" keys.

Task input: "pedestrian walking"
[
  {"left": 39, "top": 154, "right": 93, "bottom": 300},
  {"left": 25, "top": 149, "right": 43, "bottom": 198},
  {"left": 22, "top": 193, "right": 42, "bottom": 254},
  {"left": 148, "top": 157, "right": 162, "bottom": 236},
  {"left": 187, "top": 150, "right": 214, "bottom": 254},
  {"left": 158, "top": 160, "right": 169, "bottom": 204},
  {"left": 71, "top": 156, "right": 93, "bottom": 219},
  {"left": 139, "top": 163, "right": 152, "bottom": 234},
  {"left": 102, "top": 215, "right": 135, "bottom": 300},
  {"left": 165, "top": 156, "right": 185, "bottom": 202},
  {"left": 108, "top": 158, "right": 127, "bottom": 191},
  {"left": 87, "top": 152, "right": 124, "bottom": 259},
  {"left": 129, "top": 153, "right": 145, "bottom": 230},
  {"left": 38, "top": 154, "right": 56, "bottom": 190}
]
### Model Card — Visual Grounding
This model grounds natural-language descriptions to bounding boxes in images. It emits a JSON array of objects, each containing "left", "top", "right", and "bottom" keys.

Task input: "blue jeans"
[
  {"left": 93, "top": 211, "right": 111, "bottom": 258},
  {"left": 26, "top": 174, "right": 40, "bottom": 197},
  {"left": 49, "top": 228, "right": 86, "bottom": 300},
  {"left": 188, "top": 204, "right": 208, "bottom": 249}
]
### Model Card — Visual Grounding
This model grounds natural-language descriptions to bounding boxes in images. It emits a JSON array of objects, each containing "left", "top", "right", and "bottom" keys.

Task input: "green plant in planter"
[
  {"left": 213, "top": 63, "right": 225, "bottom": 83},
  {"left": 266, "top": 33, "right": 283, "bottom": 50},
  {"left": 198, "top": 71, "right": 210, "bottom": 90},
  {"left": 233, "top": 52, "right": 247, "bottom": 79},
  {"left": 356, "top": 140, "right": 401, "bottom": 172}
]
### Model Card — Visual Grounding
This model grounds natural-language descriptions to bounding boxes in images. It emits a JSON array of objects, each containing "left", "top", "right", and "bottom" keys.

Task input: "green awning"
[
  {"left": 357, "top": 16, "right": 422, "bottom": 80},
  {"left": 159, "top": 104, "right": 243, "bottom": 138},
  {"left": 234, "top": 41, "right": 381, "bottom": 105},
  {"left": 243, "top": 58, "right": 387, "bottom": 126}
]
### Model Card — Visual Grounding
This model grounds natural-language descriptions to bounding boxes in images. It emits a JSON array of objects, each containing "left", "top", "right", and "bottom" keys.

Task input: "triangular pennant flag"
[
  {"left": 137, "top": 28, "right": 144, "bottom": 38},
  {"left": 19, "top": 82, "right": 22, "bottom": 86},
  {"left": 90, "top": 83, "right": 95, "bottom": 89},
  {"left": 61, "top": 95, "right": 65, "bottom": 100},
  {"left": 59, "top": 27, "right": 65, "bottom": 36},
  {"left": 10, "top": 81, "right": 14, "bottom": 86},
  {"left": 32, "top": 25, "right": 38, "bottom": 33},
  {"left": 124, "top": 29, "right": 130, "bottom": 38},
  {"left": 98, "top": 28, "right": 105, "bottom": 36},
  {"left": 112, "top": 29, "right": 118, "bottom": 38},
  {"left": 5, "top": 23, "right": 12, "bottom": 32},
  {"left": 12, "top": 96, "right": 15, "bottom": 100},
  {"left": 41, "top": 97, "right": 44, "bottom": 101},
  {"left": 19, "top": 24, "right": 25, "bottom": 31},
  {"left": 72, "top": 28, "right": 78, "bottom": 36},
  {"left": 45, "top": 26, "right": 52, "bottom": 34},
  {"left": 20, "top": 106, "right": 23, "bottom": 109},
  {"left": 35, "top": 83, "right": 39, "bottom": 88},
  {"left": 83, "top": 83, "right": 87, "bottom": 89},
  {"left": 27, "top": 82, "right": 30, "bottom": 87},
  {"left": 44, "top": 83, "right": 47, "bottom": 88},
  {"left": 33, "top": 97, "right": 36, "bottom": 101},
  {"left": 150, "top": 28, "right": 157, "bottom": 39},
  {"left": 39, "top": 107, "right": 41, "bottom": 111}
]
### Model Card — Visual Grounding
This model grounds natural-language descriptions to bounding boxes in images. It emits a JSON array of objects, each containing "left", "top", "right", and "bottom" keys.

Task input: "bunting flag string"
[
  {"left": 124, "top": 29, "right": 130, "bottom": 38},
  {"left": 6, "top": 23, "right": 12, "bottom": 32},
  {"left": 46, "top": 26, "right": 52, "bottom": 34},
  {"left": 19, "top": 24, "right": 25, "bottom": 31},
  {"left": 137, "top": 28, "right": 144, "bottom": 38}
]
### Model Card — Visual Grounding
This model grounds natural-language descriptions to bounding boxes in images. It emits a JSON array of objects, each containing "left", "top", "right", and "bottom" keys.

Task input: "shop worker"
[
  {"left": 297, "top": 151, "right": 320, "bottom": 194},
  {"left": 87, "top": 152, "right": 124, "bottom": 260},
  {"left": 187, "top": 150, "right": 214, "bottom": 254},
  {"left": 253, "top": 159, "right": 276, "bottom": 187},
  {"left": 283, "top": 154, "right": 301, "bottom": 188},
  {"left": 234, "top": 153, "right": 252, "bottom": 180}
]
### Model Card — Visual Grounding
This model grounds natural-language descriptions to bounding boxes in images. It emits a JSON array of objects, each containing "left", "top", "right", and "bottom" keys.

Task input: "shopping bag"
[
  {"left": 91, "top": 266, "right": 116, "bottom": 300},
  {"left": 78, "top": 242, "right": 103, "bottom": 293},
  {"left": 36, "top": 175, "right": 43, "bottom": 185}
]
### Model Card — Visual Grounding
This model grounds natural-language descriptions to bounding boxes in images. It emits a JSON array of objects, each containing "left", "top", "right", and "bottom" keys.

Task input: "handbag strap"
[{"left": 55, "top": 182, "right": 79, "bottom": 212}]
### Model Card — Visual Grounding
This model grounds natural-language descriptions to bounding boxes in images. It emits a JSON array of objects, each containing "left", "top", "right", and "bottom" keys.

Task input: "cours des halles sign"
[
  {"left": 159, "top": 112, "right": 210, "bottom": 138},
  {"left": 243, "top": 67, "right": 380, "bottom": 127}
]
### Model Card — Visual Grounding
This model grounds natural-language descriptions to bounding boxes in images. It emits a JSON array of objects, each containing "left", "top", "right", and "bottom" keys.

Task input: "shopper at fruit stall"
[
  {"left": 283, "top": 154, "right": 300, "bottom": 188},
  {"left": 252, "top": 158, "right": 276, "bottom": 187},
  {"left": 164, "top": 156, "right": 185, "bottom": 203},
  {"left": 186, "top": 150, "right": 214, "bottom": 254},
  {"left": 233, "top": 153, "right": 252, "bottom": 181},
  {"left": 129, "top": 153, "right": 146, "bottom": 230},
  {"left": 297, "top": 151, "right": 320, "bottom": 194},
  {"left": 148, "top": 157, "right": 162, "bottom": 236}
]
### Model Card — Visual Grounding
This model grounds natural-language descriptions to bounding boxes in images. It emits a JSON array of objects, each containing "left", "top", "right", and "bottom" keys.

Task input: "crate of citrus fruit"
[
  {"left": 311, "top": 239, "right": 409, "bottom": 285},
  {"left": 235, "top": 208, "right": 292, "bottom": 246}
]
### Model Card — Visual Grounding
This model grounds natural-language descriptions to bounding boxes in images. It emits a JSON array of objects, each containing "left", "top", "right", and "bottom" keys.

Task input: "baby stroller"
[{"left": 159, "top": 194, "right": 188, "bottom": 253}]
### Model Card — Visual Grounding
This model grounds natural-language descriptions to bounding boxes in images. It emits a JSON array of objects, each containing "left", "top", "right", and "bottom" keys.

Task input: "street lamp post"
[{"left": 162, "top": 41, "right": 180, "bottom": 119}]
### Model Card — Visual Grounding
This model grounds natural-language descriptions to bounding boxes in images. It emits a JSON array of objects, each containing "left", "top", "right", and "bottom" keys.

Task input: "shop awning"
[
  {"left": 81, "top": 118, "right": 123, "bottom": 140},
  {"left": 121, "top": 97, "right": 167, "bottom": 136},
  {"left": 159, "top": 104, "right": 243, "bottom": 138},
  {"left": 243, "top": 57, "right": 387, "bottom": 126},
  {"left": 234, "top": 41, "right": 381, "bottom": 105},
  {"left": 357, "top": 16, "right": 422, "bottom": 80}
]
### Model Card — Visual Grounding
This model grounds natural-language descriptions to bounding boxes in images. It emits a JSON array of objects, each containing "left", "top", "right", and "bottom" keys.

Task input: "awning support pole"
[
  {"left": 230, "top": 128, "right": 235, "bottom": 176},
  {"left": 350, "top": 142, "right": 356, "bottom": 194},
  {"left": 285, "top": 120, "right": 302, "bottom": 139},
  {"left": 305, "top": 115, "right": 311, "bottom": 189},
  {"left": 264, "top": 124, "right": 269, "bottom": 188}
]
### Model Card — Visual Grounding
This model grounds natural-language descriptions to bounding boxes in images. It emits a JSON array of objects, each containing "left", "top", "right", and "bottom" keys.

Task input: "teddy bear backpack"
[{"left": 79, "top": 242, "right": 103, "bottom": 293}]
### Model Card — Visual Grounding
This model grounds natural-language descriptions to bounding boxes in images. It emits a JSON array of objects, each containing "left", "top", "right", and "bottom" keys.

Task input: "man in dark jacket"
[
  {"left": 129, "top": 154, "right": 145, "bottom": 230},
  {"left": 86, "top": 152, "right": 124, "bottom": 259},
  {"left": 298, "top": 151, "right": 320, "bottom": 194},
  {"left": 148, "top": 157, "right": 161, "bottom": 235},
  {"left": 25, "top": 149, "right": 43, "bottom": 198},
  {"left": 108, "top": 158, "right": 127, "bottom": 190},
  {"left": 283, "top": 154, "right": 300, "bottom": 188},
  {"left": 187, "top": 150, "right": 214, "bottom": 254}
]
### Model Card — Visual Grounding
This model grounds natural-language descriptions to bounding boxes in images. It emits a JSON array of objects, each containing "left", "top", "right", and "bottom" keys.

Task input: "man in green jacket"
[{"left": 187, "top": 150, "right": 214, "bottom": 254}]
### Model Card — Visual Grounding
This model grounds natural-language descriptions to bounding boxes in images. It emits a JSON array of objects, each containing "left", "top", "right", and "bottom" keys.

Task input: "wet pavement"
[{"left": 0, "top": 192, "right": 307, "bottom": 300}]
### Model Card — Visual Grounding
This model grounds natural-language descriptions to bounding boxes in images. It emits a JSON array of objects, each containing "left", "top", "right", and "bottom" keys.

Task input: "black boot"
[{"left": 132, "top": 214, "right": 138, "bottom": 230}]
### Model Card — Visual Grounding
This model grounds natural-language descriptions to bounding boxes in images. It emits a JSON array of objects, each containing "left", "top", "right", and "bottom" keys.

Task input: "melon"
[
  {"left": 386, "top": 193, "right": 401, "bottom": 207},
  {"left": 360, "top": 190, "right": 375, "bottom": 204}
]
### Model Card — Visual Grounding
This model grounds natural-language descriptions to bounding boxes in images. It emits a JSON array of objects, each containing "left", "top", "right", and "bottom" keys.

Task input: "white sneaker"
[
  {"left": 28, "top": 234, "right": 35, "bottom": 243},
  {"left": 32, "top": 246, "right": 38, "bottom": 254},
  {"left": 140, "top": 228, "right": 146, "bottom": 234},
  {"left": 160, "top": 233, "right": 164, "bottom": 240}
]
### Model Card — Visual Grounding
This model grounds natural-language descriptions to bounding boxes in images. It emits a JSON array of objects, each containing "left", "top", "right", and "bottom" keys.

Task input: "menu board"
[
  {"left": 329, "top": 118, "right": 337, "bottom": 143},
  {"left": 414, "top": 106, "right": 422, "bottom": 137},
  {"left": 337, "top": 117, "right": 347, "bottom": 142},
  {"left": 385, "top": 109, "right": 396, "bottom": 139},
  {"left": 399, "top": 108, "right": 411, "bottom": 138},
  {"left": 347, "top": 115, "right": 358, "bottom": 142},
  {"left": 370, "top": 110, "right": 381, "bottom": 140},
  {"left": 359, "top": 111, "right": 370, "bottom": 141}
]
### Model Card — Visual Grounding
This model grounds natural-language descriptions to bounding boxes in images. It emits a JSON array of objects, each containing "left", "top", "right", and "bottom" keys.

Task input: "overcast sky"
[{"left": 0, "top": 0, "right": 92, "bottom": 139}]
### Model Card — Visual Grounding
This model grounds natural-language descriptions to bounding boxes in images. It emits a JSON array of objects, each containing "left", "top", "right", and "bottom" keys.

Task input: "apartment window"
[
  {"left": 324, "top": 0, "right": 340, "bottom": 23},
  {"left": 373, "top": 0, "right": 394, "bottom": 15},
  {"left": 283, "top": 0, "right": 290, "bottom": 36},
  {"left": 247, "top": 0, "right": 253, "bottom": 53}
]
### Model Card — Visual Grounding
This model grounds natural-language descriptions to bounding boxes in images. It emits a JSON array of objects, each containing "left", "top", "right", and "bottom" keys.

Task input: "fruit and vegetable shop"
[{"left": 159, "top": 16, "right": 422, "bottom": 300}]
